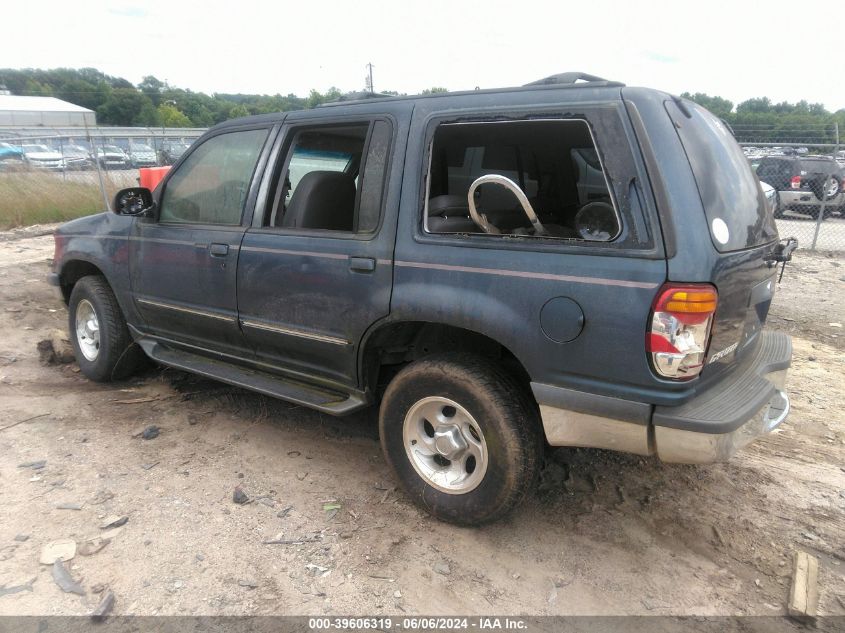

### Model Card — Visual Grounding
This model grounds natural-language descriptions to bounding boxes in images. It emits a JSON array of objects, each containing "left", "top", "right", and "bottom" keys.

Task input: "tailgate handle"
[
  {"left": 349, "top": 257, "right": 375, "bottom": 272},
  {"left": 209, "top": 243, "right": 229, "bottom": 257}
]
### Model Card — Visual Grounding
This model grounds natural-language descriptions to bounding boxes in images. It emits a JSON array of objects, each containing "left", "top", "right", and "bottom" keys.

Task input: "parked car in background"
[
  {"left": 760, "top": 181, "right": 777, "bottom": 215},
  {"left": 756, "top": 155, "right": 844, "bottom": 219},
  {"left": 60, "top": 144, "right": 94, "bottom": 170},
  {"left": 0, "top": 142, "right": 24, "bottom": 167},
  {"left": 96, "top": 145, "right": 130, "bottom": 170},
  {"left": 21, "top": 144, "right": 65, "bottom": 170},
  {"left": 127, "top": 143, "right": 158, "bottom": 168},
  {"left": 157, "top": 140, "right": 191, "bottom": 165}
]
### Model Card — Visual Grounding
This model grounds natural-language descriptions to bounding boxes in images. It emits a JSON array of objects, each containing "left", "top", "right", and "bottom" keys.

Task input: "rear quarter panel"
[{"left": 391, "top": 89, "right": 679, "bottom": 404}]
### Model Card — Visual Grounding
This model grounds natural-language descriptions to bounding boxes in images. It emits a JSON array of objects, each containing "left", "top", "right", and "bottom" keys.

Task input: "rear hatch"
[{"left": 664, "top": 100, "right": 780, "bottom": 380}]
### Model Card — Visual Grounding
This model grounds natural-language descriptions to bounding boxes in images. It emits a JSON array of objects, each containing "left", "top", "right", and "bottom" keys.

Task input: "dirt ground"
[{"left": 0, "top": 227, "right": 843, "bottom": 621}]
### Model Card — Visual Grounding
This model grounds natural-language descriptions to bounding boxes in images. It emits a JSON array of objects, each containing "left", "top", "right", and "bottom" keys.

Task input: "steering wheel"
[{"left": 467, "top": 174, "right": 547, "bottom": 236}]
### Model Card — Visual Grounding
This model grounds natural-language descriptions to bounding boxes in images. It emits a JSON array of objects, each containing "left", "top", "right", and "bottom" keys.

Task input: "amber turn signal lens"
[{"left": 657, "top": 288, "right": 718, "bottom": 314}]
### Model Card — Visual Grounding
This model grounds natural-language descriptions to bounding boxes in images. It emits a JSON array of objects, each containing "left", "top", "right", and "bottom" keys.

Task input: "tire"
[
  {"left": 68, "top": 276, "right": 143, "bottom": 381},
  {"left": 379, "top": 353, "right": 542, "bottom": 525},
  {"left": 810, "top": 175, "right": 840, "bottom": 202}
]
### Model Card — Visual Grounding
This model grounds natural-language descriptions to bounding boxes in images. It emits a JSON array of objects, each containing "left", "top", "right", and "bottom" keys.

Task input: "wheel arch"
[
  {"left": 57, "top": 258, "right": 107, "bottom": 304},
  {"left": 359, "top": 319, "right": 533, "bottom": 400}
]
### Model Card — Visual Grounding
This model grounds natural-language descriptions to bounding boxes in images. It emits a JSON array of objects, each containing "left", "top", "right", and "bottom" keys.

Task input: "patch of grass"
[{"left": 0, "top": 169, "right": 137, "bottom": 229}]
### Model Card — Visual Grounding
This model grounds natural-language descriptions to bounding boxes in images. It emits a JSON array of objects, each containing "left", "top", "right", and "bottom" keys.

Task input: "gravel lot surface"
[{"left": 0, "top": 228, "right": 842, "bottom": 623}]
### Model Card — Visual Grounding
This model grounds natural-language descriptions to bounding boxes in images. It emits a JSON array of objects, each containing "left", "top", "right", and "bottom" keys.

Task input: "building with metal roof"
[{"left": 0, "top": 95, "right": 96, "bottom": 127}]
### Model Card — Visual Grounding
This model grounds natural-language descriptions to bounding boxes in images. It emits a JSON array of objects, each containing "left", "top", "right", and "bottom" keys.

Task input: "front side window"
[
  {"left": 159, "top": 128, "right": 269, "bottom": 225},
  {"left": 425, "top": 119, "right": 620, "bottom": 242}
]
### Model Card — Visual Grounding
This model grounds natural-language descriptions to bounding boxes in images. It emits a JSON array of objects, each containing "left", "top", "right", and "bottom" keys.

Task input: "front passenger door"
[{"left": 130, "top": 126, "right": 272, "bottom": 356}]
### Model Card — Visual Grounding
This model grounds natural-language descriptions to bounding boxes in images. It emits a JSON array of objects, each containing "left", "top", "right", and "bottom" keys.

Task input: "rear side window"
[
  {"left": 666, "top": 101, "right": 777, "bottom": 252},
  {"left": 263, "top": 120, "right": 392, "bottom": 234},
  {"left": 425, "top": 119, "right": 620, "bottom": 242}
]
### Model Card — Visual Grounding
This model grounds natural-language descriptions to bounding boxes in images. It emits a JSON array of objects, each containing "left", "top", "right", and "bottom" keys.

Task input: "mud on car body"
[{"left": 48, "top": 72, "right": 793, "bottom": 525}]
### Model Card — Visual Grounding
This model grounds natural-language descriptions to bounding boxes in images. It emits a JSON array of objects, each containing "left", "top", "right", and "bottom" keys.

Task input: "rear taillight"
[
  {"left": 790, "top": 176, "right": 801, "bottom": 190},
  {"left": 647, "top": 284, "right": 718, "bottom": 380}
]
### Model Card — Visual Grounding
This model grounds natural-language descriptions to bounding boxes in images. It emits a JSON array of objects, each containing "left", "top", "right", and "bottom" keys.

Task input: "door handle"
[
  {"left": 209, "top": 243, "right": 229, "bottom": 257},
  {"left": 349, "top": 256, "right": 376, "bottom": 272}
]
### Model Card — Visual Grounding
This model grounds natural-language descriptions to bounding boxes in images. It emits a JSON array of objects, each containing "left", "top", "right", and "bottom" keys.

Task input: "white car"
[
  {"left": 95, "top": 145, "right": 130, "bottom": 170},
  {"left": 21, "top": 144, "right": 64, "bottom": 170},
  {"left": 760, "top": 181, "right": 777, "bottom": 215}
]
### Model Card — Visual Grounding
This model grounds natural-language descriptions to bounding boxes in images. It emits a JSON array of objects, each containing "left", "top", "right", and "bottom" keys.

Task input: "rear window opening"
[{"left": 424, "top": 119, "right": 621, "bottom": 242}]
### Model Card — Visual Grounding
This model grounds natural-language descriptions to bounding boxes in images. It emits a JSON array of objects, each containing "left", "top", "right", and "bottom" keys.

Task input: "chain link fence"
[
  {"left": 1, "top": 124, "right": 843, "bottom": 253},
  {"left": 0, "top": 130, "right": 204, "bottom": 228},
  {"left": 738, "top": 122, "right": 843, "bottom": 252}
]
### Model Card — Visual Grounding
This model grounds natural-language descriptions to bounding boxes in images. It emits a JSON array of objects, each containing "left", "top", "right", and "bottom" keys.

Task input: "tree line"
[
  {"left": 0, "top": 68, "right": 449, "bottom": 129},
  {"left": 1, "top": 67, "right": 841, "bottom": 144},
  {"left": 680, "top": 92, "right": 844, "bottom": 144}
]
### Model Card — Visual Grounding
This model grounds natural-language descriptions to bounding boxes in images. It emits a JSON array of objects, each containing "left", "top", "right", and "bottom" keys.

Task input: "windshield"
[
  {"left": 666, "top": 100, "right": 778, "bottom": 252},
  {"left": 133, "top": 144, "right": 154, "bottom": 152},
  {"left": 100, "top": 146, "right": 123, "bottom": 154},
  {"left": 23, "top": 144, "right": 51, "bottom": 153}
]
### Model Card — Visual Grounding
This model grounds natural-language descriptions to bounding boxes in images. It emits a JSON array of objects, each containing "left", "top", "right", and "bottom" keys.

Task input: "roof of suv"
[
  {"left": 212, "top": 72, "right": 629, "bottom": 130},
  {"left": 318, "top": 72, "right": 625, "bottom": 107}
]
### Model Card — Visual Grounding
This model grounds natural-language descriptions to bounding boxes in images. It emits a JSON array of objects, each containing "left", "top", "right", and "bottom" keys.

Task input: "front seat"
[{"left": 278, "top": 171, "right": 356, "bottom": 231}]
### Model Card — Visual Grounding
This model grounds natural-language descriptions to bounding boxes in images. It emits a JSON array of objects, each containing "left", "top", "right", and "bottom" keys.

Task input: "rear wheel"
[
  {"left": 68, "top": 276, "right": 144, "bottom": 381},
  {"left": 379, "top": 354, "right": 542, "bottom": 525}
]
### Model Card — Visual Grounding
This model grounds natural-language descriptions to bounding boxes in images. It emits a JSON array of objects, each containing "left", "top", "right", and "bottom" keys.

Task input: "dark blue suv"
[{"left": 48, "top": 73, "right": 793, "bottom": 524}]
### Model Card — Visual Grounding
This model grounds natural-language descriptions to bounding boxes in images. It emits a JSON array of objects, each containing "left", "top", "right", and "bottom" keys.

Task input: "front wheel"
[
  {"left": 379, "top": 354, "right": 542, "bottom": 525},
  {"left": 68, "top": 276, "right": 143, "bottom": 381}
]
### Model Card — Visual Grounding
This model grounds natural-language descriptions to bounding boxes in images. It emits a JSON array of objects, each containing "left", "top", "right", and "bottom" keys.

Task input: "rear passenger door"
[{"left": 237, "top": 106, "right": 411, "bottom": 389}]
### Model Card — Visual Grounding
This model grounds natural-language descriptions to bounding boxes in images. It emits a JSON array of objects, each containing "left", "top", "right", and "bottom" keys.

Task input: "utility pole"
[{"left": 365, "top": 63, "right": 374, "bottom": 94}]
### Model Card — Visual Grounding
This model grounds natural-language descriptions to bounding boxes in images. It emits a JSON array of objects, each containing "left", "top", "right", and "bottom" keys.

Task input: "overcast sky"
[{"left": 3, "top": 0, "right": 842, "bottom": 111}]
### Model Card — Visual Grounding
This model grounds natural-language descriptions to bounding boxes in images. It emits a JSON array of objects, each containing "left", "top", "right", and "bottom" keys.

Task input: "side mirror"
[{"left": 113, "top": 187, "right": 154, "bottom": 216}]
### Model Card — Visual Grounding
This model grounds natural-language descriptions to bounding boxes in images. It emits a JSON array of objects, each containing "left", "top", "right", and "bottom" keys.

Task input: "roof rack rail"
[
  {"left": 318, "top": 91, "right": 397, "bottom": 107},
  {"left": 523, "top": 72, "right": 623, "bottom": 87}
]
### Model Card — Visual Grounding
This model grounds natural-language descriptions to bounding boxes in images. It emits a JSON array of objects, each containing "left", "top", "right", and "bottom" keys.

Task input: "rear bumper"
[
  {"left": 533, "top": 331, "right": 792, "bottom": 464},
  {"left": 654, "top": 372, "right": 789, "bottom": 463},
  {"left": 779, "top": 190, "right": 844, "bottom": 208}
]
